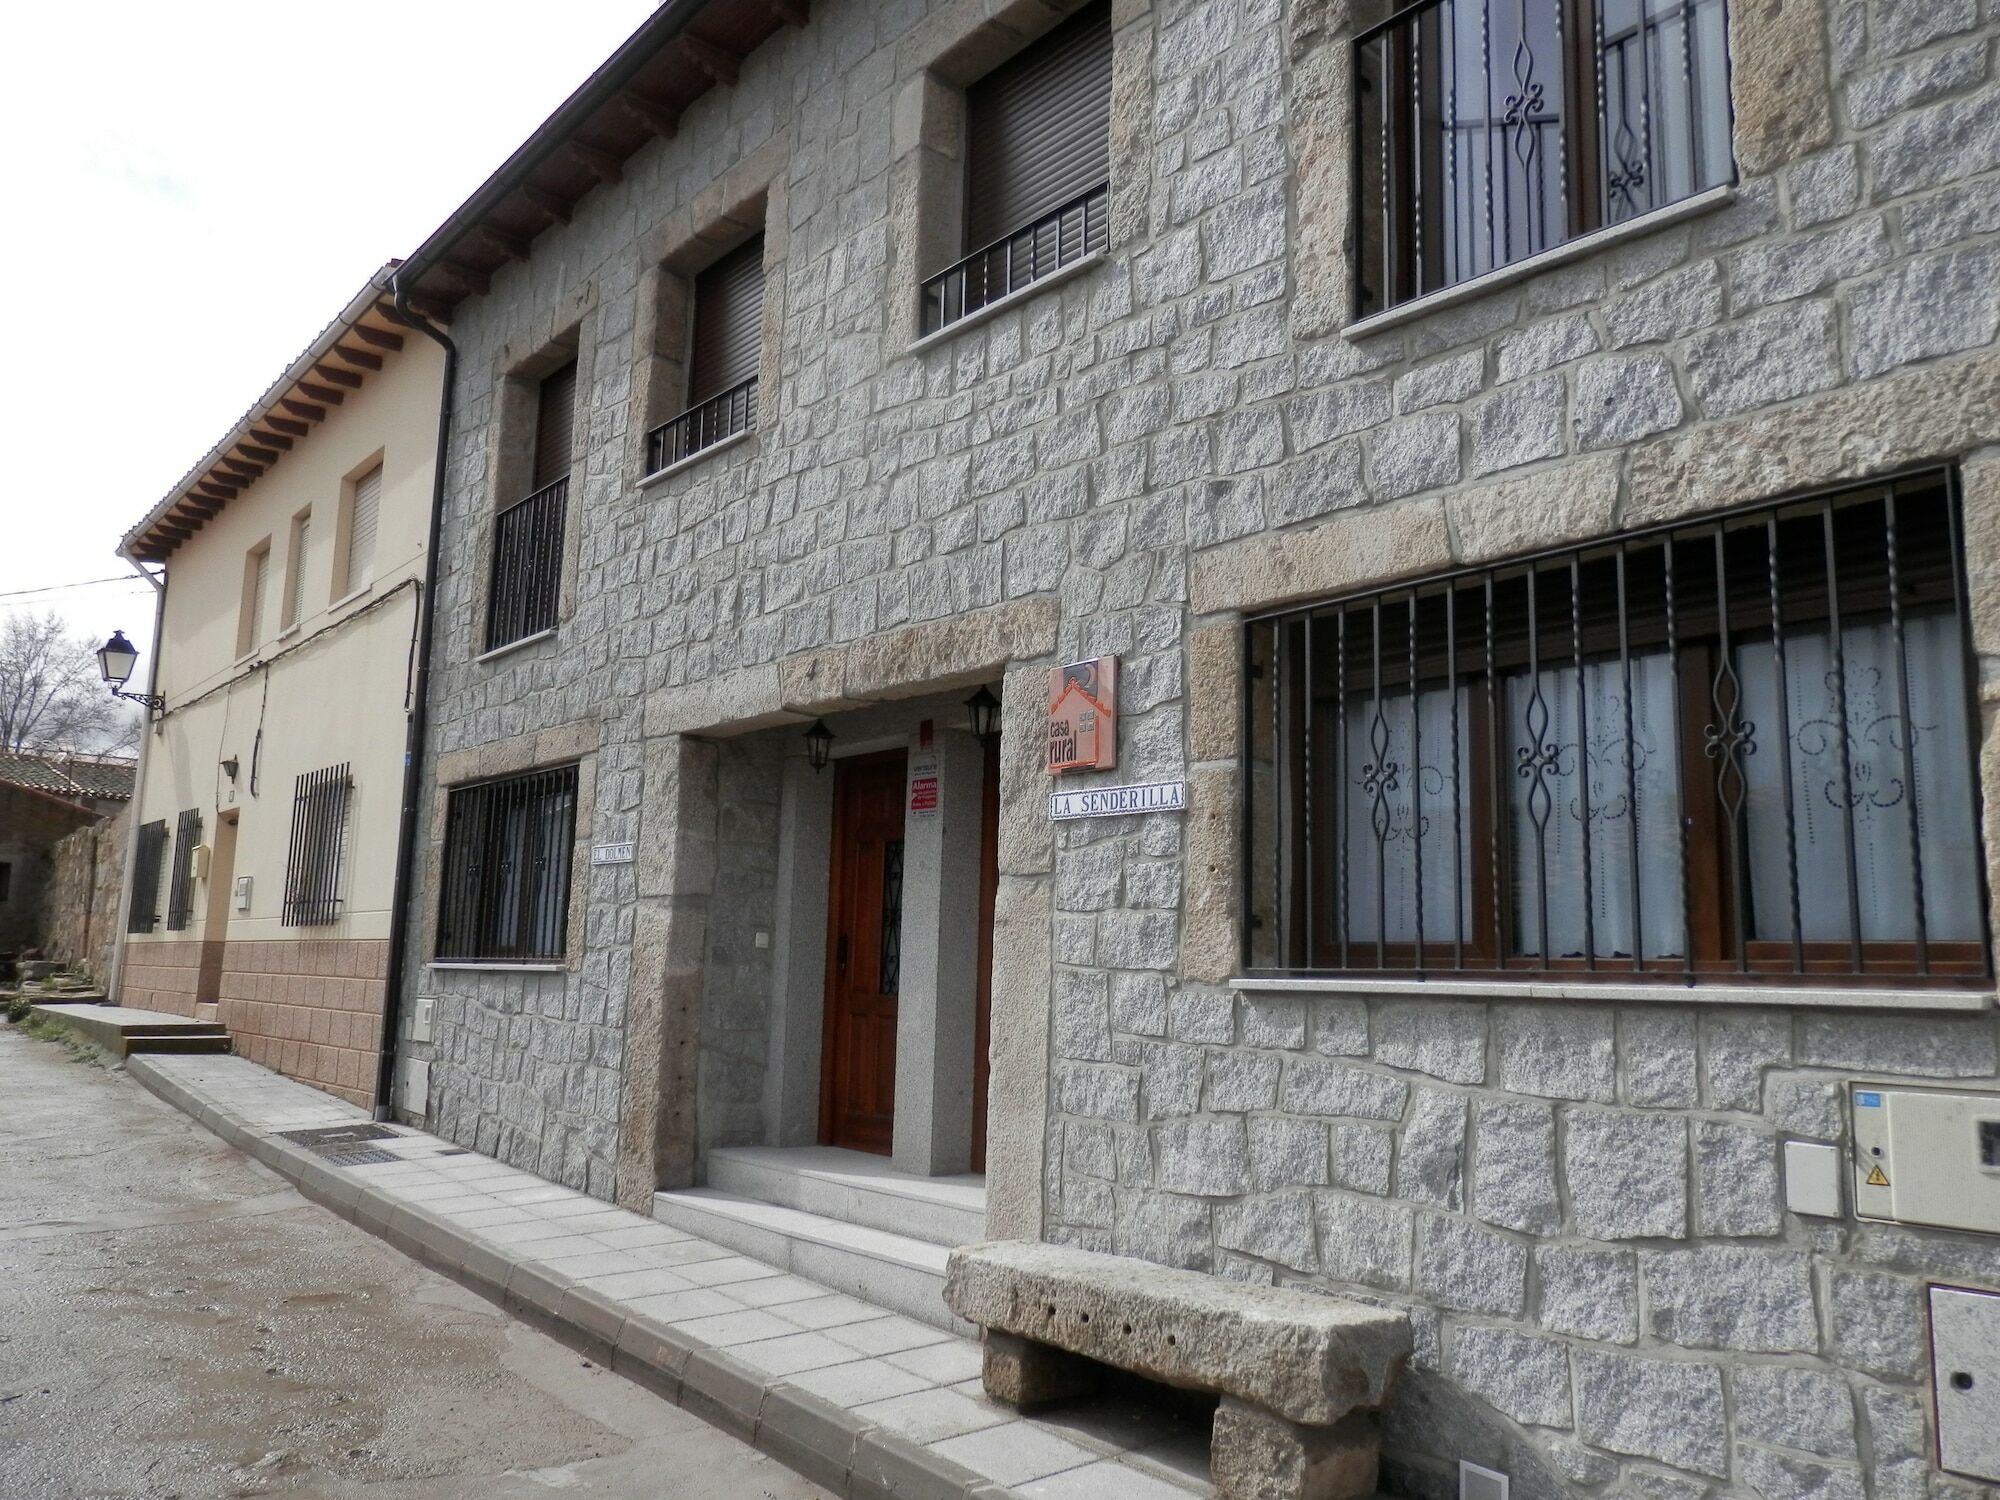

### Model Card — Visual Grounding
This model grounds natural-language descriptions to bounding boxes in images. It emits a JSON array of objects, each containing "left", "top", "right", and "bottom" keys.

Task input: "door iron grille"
[
  {"left": 166, "top": 809, "right": 202, "bottom": 930},
  {"left": 436, "top": 764, "right": 579, "bottom": 964}
]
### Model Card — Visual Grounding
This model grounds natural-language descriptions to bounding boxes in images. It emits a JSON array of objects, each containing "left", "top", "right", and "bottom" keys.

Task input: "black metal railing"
[
  {"left": 128, "top": 819, "right": 168, "bottom": 933},
  {"left": 166, "top": 809, "right": 201, "bottom": 930},
  {"left": 436, "top": 764, "right": 579, "bottom": 964},
  {"left": 1243, "top": 469, "right": 1990, "bottom": 986},
  {"left": 283, "top": 764, "right": 352, "bottom": 926},
  {"left": 646, "top": 377, "right": 757, "bottom": 475},
  {"left": 1354, "top": 0, "right": 1733, "bottom": 316},
  {"left": 485, "top": 476, "right": 567, "bottom": 653},
  {"left": 921, "top": 184, "right": 1110, "bottom": 336}
]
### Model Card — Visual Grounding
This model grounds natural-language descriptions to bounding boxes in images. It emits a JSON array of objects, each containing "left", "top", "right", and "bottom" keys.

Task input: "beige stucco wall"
[{"left": 124, "top": 333, "right": 443, "bottom": 955}]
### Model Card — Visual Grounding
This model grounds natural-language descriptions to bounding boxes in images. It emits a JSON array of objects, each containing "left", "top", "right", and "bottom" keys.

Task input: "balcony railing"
[
  {"left": 1354, "top": 0, "right": 1733, "bottom": 316},
  {"left": 485, "top": 475, "right": 567, "bottom": 653},
  {"left": 646, "top": 376, "right": 757, "bottom": 476},
  {"left": 921, "top": 183, "right": 1110, "bottom": 337}
]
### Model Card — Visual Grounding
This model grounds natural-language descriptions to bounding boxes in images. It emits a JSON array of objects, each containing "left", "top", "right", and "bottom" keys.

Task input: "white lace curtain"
[{"left": 1339, "top": 686, "right": 1473, "bottom": 944}]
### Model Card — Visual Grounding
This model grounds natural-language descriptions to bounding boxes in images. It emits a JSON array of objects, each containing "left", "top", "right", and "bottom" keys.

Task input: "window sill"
[
  {"left": 474, "top": 628, "right": 555, "bottom": 664},
  {"left": 907, "top": 251, "right": 1107, "bottom": 357},
  {"left": 277, "top": 624, "right": 302, "bottom": 642},
  {"left": 330, "top": 582, "right": 374, "bottom": 613},
  {"left": 1342, "top": 184, "right": 1737, "bottom": 340},
  {"left": 639, "top": 428, "right": 754, "bottom": 490},
  {"left": 1229, "top": 973, "right": 1993, "bottom": 1013},
  {"left": 428, "top": 961, "right": 568, "bottom": 973}
]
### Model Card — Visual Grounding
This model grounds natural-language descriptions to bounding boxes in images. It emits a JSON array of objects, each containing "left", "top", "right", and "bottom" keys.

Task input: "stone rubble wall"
[
  {"left": 398, "top": 0, "right": 2000, "bottom": 1491},
  {"left": 34, "top": 805, "right": 125, "bottom": 978}
]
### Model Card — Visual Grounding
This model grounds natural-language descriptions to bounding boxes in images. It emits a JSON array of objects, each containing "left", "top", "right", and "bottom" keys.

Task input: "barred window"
[
  {"left": 166, "top": 809, "right": 202, "bottom": 931},
  {"left": 1244, "top": 470, "right": 1990, "bottom": 986},
  {"left": 283, "top": 764, "right": 352, "bottom": 926},
  {"left": 436, "top": 765, "right": 579, "bottom": 964},
  {"left": 128, "top": 819, "right": 169, "bottom": 934},
  {"left": 487, "top": 363, "right": 574, "bottom": 653},
  {"left": 1354, "top": 0, "right": 1734, "bottom": 317}
]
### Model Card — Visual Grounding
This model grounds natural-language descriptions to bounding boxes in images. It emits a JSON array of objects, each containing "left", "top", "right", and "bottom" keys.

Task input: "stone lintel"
[{"left": 1189, "top": 499, "right": 1452, "bottom": 618}]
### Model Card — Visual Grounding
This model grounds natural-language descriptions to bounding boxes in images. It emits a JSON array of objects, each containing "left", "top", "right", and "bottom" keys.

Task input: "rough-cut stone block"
[
  {"left": 1565, "top": 1108, "right": 1688, "bottom": 1240},
  {"left": 1371, "top": 1000, "right": 1486, "bottom": 1084},
  {"left": 981, "top": 1329, "right": 1099, "bottom": 1410},
  {"left": 1472, "top": 1098, "right": 1560, "bottom": 1235},
  {"left": 1642, "top": 1246, "right": 1817, "bottom": 1353},
  {"left": 1317, "top": 1193, "right": 1413, "bottom": 1291},
  {"left": 1731, "top": 1364, "right": 1859, "bottom": 1459},
  {"left": 1496, "top": 1005, "right": 1617, "bottom": 1102},
  {"left": 1448, "top": 1325, "right": 1572, "bottom": 1429},
  {"left": 1574, "top": 1349, "right": 1728, "bottom": 1476},
  {"left": 1211, "top": 1400, "right": 1379, "bottom": 1500},
  {"left": 1394, "top": 1088, "right": 1466, "bottom": 1210},
  {"left": 1537, "top": 1245, "right": 1638, "bottom": 1344},
  {"left": 944, "top": 1240, "right": 1411, "bottom": 1426},
  {"left": 1413, "top": 1213, "right": 1526, "bottom": 1317}
]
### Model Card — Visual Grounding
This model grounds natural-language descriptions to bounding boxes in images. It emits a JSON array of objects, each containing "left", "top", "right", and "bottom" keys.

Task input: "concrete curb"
[{"left": 124, "top": 1056, "right": 1019, "bottom": 1500}]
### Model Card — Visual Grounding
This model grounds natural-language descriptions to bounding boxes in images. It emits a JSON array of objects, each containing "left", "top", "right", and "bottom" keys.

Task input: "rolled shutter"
[
  {"left": 347, "top": 465, "right": 381, "bottom": 590},
  {"left": 964, "top": 1, "right": 1113, "bottom": 251},
  {"left": 286, "top": 517, "right": 312, "bottom": 625},
  {"left": 247, "top": 549, "right": 269, "bottom": 647},
  {"left": 532, "top": 361, "right": 577, "bottom": 493},
  {"left": 689, "top": 236, "right": 767, "bottom": 404}
]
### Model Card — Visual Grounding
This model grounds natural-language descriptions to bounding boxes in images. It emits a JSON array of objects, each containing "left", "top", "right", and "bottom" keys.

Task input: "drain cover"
[
  {"left": 277, "top": 1124, "right": 400, "bottom": 1148},
  {"left": 319, "top": 1146, "right": 400, "bottom": 1166}
]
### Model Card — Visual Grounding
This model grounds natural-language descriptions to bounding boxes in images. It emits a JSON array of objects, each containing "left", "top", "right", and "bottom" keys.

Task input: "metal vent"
[{"left": 1461, "top": 1461, "right": 1509, "bottom": 1500}]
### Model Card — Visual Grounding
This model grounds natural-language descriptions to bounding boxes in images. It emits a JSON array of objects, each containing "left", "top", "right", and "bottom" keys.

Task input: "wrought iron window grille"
[
  {"left": 646, "top": 376, "right": 757, "bottom": 475},
  {"left": 166, "top": 809, "right": 202, "bottom": 930},
  {"left": 435, "top": 764, "right": 579, "bottom": 965},
  {"left": 128, "top": 819, "right": 168, "bottom": 934},
  {"left": 920, "top": 184, "right": 1110, "bottom": 337},
  {"left": 485, "top": 476, "right": 568, "bottom": 654},
  {"left": 283, "top": 764, "right": 352, "bottom": 927},
  {"left": 1354, "top": 0, "right": 1735, "bottom": 318},
  {"left": 1242, "top": 469, "right": 1991, "bottom": 987}
]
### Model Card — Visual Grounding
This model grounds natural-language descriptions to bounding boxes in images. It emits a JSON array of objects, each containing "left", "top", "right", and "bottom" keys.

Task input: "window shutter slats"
[
  {"left": 689, "top": 237, "right": 767, "bottom": 404},
  {"left": 248, "top": 551, "right": 269, "bottom": 648},
  {"left": 286, "top": 518, "right": 312, "bottom": 626},
  {"left": 964, "top": 1, "right": 1114, "bottom": 250},
  {"left": 348, "top": 466, "right": 382, "bottom": 591},
  {"left": 532, "top": 362, "right": 578, "bottom": 493}
]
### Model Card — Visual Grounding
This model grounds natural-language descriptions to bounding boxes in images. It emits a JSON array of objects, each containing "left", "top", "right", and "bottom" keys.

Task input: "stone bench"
[{"left": 944, "top": 1241, "right": 1409, "bottom": 1500}]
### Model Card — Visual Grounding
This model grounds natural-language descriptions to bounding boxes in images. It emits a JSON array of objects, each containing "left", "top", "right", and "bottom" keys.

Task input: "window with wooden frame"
[
  {"left": 921, "top": 0, "right": 1114, "bottom": 334},
  {"left": 1243, "top": 470, "right": 1991, "bottom": 988},
  {"left": 282, "top": 764, "right": 352, "bottom": 926},
  {"left": 166, "top": 808, "right": 201, "bottom": 931},
  {"left": 127, "top": 819, "right": 169, "bottom": 933},
  {"left": 647, "top": 237, "right": 765, "bottom": 473},
  {"left": 283, "top": 510, "right": 313, "bottom": 629},
  {"left": 486, "top": 362, "right": 574, "bottom": 653},
  {"left": 1353, "top": 0, "right": 1734, "bottom": 318},
  {"left": 238, "top": 541, "right": 271, "bottom": 657},
  {"left": 435, "top": 765, "right": 579, "bottom": 964}
]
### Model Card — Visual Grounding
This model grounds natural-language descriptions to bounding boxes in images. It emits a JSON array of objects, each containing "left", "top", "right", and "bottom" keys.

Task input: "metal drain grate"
[
  {"left": 277, "top": 1123, "right": 401, "bottom": 1148},
  {"left": 319, "top": 1146, "right": 400, "bottom": 1166}
]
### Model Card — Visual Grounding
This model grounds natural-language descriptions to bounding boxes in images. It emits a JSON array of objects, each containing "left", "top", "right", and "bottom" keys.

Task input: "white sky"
[{"left": 0, "top": 0, "right": 658, "bottom": 678}]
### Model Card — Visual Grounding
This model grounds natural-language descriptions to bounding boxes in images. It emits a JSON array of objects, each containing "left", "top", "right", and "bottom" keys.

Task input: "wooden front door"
[{"left": 819, "top": 750, "right": 907, "bottom": 1155}]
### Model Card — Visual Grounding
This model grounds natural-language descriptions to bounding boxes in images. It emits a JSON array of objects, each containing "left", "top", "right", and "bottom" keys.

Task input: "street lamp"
[
  {"left": 97, "top": 631, "right": 165, "bottom": 712},
  {"left": 963, "top": 684, "right": 1001, "bottom": 743},
  {"left": 804, "top": 719, "right": 834, "bottom": 773}
]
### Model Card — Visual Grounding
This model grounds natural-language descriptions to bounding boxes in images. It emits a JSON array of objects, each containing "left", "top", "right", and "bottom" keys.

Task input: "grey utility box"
[
  {"left": 1850, "top": 1083, "right": 2000, "bottom": 1235},
  {"left": 1930, "top": 1284, "right": 2000, "bottom": 1483}
]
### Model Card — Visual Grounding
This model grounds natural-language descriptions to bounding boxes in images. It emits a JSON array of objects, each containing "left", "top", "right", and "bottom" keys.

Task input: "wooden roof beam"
[
  {"left": 311, "top": 363, "right": 364, "bottom": 389},
  {"left": 436, "top": 258, "right": 491, "bottom": 296},
  {"left": 280, "top": 397, "right": 328, "bottom": 422},
  {"left": 565, "top": 139, "right": 625, "bottom": 184},
  {"left": 352, "top": 323, "right": 405, "bottom": 351},
  {"left": 471, "top": 224, "right": 532, "bottom": 262},
  {"left": 679, "top": 33, "right": 741, "bottom": 84},
  {"left": 195, "top": 479, "right": 240, "bottom": 499},
  {"left": 264, "top": 415, "right": 309, "bottom": 438},
  {"left": 220, "top": 457, "right": 265, "bottom": 478},
  {"left": 615, "top": 88, "right": 681, "bottom": 137},
  {"left": 237, "top": 443, "right": 281, "bottom": 464},
  {"left": 332, "top": 342, "right": 384, "bottom": 371},
  {"left": 248, "top": 427, "right": 293, "bottom": 450},
  {"left": 521, "top": 186, "right": 574, "bottom": 226}
]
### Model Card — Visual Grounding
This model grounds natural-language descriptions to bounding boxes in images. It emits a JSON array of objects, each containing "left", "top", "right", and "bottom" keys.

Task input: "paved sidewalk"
[{"left": 127, "top": 1053, "right": 1213, "bottom": 1500}]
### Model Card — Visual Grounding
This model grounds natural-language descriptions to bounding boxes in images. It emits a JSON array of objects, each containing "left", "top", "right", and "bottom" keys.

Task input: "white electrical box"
[
  {"left": 192, "top": 844, "right": 213, "bottom": 881},
  {"left": 1851, "top": 1082, "right": 2000, "bottom": 1235},
  {"left": 1783, "top": 1140, "right": 1844, "bottom": 1217},
  {"left": 1931, "top": 1284, "right": 2000, "bottom": 1483},
  {"left": 233, "top": 875, "right": 253, "bottom": 913},
  {"left": 410, "top": 995, "right": 435, "bottom": 1045}
]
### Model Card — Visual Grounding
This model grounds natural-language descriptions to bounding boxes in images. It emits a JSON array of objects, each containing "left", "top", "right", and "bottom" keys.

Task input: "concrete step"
[
  {"left": 652, "top": 1188, "right": 971, "bottom": 1335},
  {"left": 31, "top": 1003, "right": 228, "bottom": 1057},
  {"left": 704, "top": 1145, "right": 987, "bottom": 1250}
]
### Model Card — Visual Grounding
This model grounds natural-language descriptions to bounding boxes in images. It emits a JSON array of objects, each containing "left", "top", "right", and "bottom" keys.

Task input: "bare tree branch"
[{"left": 0, "top": 610, "right": 140, "bottom": 756}]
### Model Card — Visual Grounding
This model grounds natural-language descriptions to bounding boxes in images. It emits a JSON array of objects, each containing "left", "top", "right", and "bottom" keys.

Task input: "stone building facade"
[
  {"left": 392, "top": 0, "right": 2000, "bottom": 1494},
  {"left": 39, "top": 807, "right": 128, "bottom": 981}
]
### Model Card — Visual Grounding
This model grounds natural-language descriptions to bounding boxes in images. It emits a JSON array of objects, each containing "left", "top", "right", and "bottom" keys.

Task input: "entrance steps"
[
  {"left": 654, "top": 1146, "right": 987, "bottom": 1335},
  {"left": 30, "top": 1003, "right": 231, "bottom": 1057}
]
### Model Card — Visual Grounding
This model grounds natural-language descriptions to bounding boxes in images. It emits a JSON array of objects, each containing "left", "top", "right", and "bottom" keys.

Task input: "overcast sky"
[{"left": 0, "top": 0, "right": 657, "bottom": 677}]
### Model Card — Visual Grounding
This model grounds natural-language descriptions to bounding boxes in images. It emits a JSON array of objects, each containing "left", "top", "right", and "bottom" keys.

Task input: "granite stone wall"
[
  {"left": 399, "top": 0, "right": 2000, "bottom": 1491},
  {"left": 38, "top": 807, "right": 126, "bottom": 980}
]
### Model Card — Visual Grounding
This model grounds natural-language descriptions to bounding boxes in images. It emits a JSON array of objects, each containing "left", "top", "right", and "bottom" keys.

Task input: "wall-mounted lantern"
[
  {"left": 96, "top": 631, "right": 165, "bottom": 712},
  {"left": 804, "top": 719, "right": 834, "bottom": 773},
  {"left": 964, "top": 684, "right": 1001, "bottom": 743}
]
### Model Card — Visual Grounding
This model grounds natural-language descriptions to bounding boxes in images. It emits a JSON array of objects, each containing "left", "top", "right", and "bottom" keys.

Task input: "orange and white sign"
[{"left": 1047, "top": 656, "right": 1117, "bottom": 774}]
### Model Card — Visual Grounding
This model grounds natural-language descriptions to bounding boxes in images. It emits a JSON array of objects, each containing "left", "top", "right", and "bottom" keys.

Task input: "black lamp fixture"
[
  {"left": 221, "top": 756, "right": 240, "bottom": 782},
  {"left": 964, "top": 684, "right": 1001, "bottom": 743},
  {"left": 804, "top": 719, "right": 834, "bottom": 773},
  {"left": 97, "top": 631, "right": 165, "bottom": 712}
]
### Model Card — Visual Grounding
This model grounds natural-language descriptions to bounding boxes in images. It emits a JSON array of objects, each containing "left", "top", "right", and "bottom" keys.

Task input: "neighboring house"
[
  {"left": 346, "top": 0, "right": 2000, "bottom": 1493},
  {"left": 0, "top": 753, "right": 135, "bottom": 955},
  {"left": 116, "top": 269, "right": 444, "bottom": 1108}
]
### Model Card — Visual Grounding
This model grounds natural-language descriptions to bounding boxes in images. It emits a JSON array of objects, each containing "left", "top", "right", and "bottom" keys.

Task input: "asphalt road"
[{"left": 0, "top": 1022, "right": 829, "bottom": 1500}]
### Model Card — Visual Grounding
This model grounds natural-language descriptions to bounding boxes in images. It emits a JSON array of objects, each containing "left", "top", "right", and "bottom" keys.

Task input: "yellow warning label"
[{"left": 1865, "top": 1165, "right": 1890, "bottom": 1188}]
